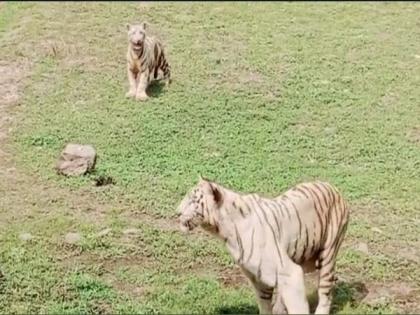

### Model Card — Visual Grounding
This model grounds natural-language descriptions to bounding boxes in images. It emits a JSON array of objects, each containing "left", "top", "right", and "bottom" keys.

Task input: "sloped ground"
[{"left": 0, "top": 3, "right": 419, "bottom": 314}]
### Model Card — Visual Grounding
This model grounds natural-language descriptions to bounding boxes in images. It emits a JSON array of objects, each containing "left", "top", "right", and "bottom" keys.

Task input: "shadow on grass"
[
  {"left": 216, "top": 281, "right": 368, "bottom": 315},
  {"left": 147, "top": 80, "right": 167, "bottom": 98},
  {"left": 309, "top": 281, "right": 368, "bottom": 313},
  {"left": 217, "top": 303, "right": 258, "bottom": 315}
]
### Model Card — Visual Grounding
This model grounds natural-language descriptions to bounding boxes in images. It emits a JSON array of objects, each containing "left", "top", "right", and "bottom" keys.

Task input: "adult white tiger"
[
  {"left": 126, "top": 22, "right": 171, "bottom": 101},
  {"left": 177, "top": 177, "right": 349, "bottom": 314}
]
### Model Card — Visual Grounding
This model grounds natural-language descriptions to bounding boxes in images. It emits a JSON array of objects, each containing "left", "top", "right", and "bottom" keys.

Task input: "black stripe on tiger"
[
  {"left": 245, "top": 227, "right": 255, "bottom": 263},
  {"left": 302, "top": 184, "right": 326, "bottom": 241},
  {"left": 234, "top": 224, "right": 245, "bottom": 264}
]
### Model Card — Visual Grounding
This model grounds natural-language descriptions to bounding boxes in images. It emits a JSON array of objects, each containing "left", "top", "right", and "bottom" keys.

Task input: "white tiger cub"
[
  {"left": 126, "top": 22, "right": 171, "bottom": 101},
  {"left": 177, "top": 177, "right": 349, "bottom": 314}
]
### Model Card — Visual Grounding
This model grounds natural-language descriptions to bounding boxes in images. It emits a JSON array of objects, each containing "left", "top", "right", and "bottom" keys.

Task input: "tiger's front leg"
[
  {"left": 126, "top": 66, "right": 138, "bottom": 98},
  {"left": 253, "top": 285, "right": 273, "bottom": 314},
  {"left": 272, "top": 289, "right": 287, "bottom": 314},
  {"left": 280, "top": 263, "right": 310, "bottom": 314},
  {"left": 136, "top": 69, "right": 150, "bottom": 101},
  {"left": 241, "top": 268, "right": 273, "bottom": 314}
]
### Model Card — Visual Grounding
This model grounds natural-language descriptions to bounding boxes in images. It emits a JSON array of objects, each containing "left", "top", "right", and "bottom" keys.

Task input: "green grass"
[{"left": 0, "top": 2, "right": 419, "bottom": 314}]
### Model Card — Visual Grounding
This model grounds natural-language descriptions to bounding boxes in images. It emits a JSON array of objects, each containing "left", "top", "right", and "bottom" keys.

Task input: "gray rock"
[
  {"left": 324, "top": 127, "right": 337, "bottom": 135},
  {"left": 64, "top": 232, "right": 82, "bottom": 244},
  {"left": 56, "top": 144, "right": 96, "bottom": 176},
  {"left": 371, "top": 227, "right": 383, "bottom": 234}
]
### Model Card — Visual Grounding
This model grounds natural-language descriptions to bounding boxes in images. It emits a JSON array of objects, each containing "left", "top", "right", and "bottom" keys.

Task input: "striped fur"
[
  {"left": 177, "top": 177, "right": 349, "bottom": 314},
  {"left": 126, "top": 22, "right": 171, "bottom": 101}
]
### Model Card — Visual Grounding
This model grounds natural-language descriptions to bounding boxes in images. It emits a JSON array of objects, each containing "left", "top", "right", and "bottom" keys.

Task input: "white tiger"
[
  {"left": 126, "top": 22, "right": 171, "bottom": 101},
  {"left": 177, "top": 177, "right": 349, "bottom": 314}
]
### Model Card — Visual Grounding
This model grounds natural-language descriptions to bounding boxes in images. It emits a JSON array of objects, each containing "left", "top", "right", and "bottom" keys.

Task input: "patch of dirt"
[
  {"left": 217, "top": 266, "right": 248, "bottom": 288},
  {"left": 0, "top": 59, "right": 111, "bottom": 229},
  {"left": 238, "top": 71, "right": 264, "bottom": 84},
  {"left": 120, "top": 208, "right": 179, "bottom": 232},
  {"left": 209, "top": 67, "right": 266, "bottom": 91},
  {"left": 105, "top": 276, "right": 146, "bottom": 298},
  {"left": 0, "top": 61, "right": 30, "bottom": 142},
  {"left": 363, "top": 282, "right": 420, "bottom": 313},
  {"left": 0, "top": 62, "right": 22, "bottom": 106},
  {"left": 58, "top": 251, "right": 153, "bottom": 297}
]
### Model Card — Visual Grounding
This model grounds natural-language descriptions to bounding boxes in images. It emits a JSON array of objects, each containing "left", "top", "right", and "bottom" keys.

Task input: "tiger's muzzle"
[
  {"left": 130, "top": 41, "right": 143, "bottom": 51},
  {"left": 178, "top": 215, "right": 196, "bottom": 233}
]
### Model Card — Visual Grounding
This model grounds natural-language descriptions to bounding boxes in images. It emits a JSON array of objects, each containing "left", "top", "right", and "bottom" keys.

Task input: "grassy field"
[{"left": 0, "top": 2, "right": 419, "bottom": 314}]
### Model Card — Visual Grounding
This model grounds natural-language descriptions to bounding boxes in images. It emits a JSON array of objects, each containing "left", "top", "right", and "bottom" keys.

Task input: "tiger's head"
[
  {"left": 177, "top": 177, "right": 223, "bottom": 233},
  {"left": 126, "top": 22, "right": 147, "bottom": 51}
]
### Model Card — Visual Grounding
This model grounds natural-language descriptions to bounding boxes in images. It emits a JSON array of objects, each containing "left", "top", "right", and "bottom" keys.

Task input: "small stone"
[
  {"left": 64, "top": 232, "right": 82, "bottom": 244},
  {"left": 56, "top": 144, "right": 96, "bottom": 176},
  {"left": 324, "top": 127, "right": 337, "bottom": 135},
  {"left": 415, "top": 55, "right": 420, "bottom": 59},
  {"left": 19, "top": 233, "right": 33, "bottom": 241},
  {"left": 371, "top": 227, "right": 383, "bottom": 234},
  {"left": 122, "top": 228, "right": 140, "bottom": 235},
  {"left": 97, "top": 228, "right": 112, "bottom": 237},
  {"left": 355, "top": 242, "right": 369, "bottom": 255}
]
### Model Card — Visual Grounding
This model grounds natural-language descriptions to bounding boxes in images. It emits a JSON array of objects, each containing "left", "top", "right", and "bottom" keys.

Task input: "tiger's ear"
[
  {"left": 199, "top": 174, "right": 211, "bottom": 182},
  {"left": 210, "top": 184, "right": 223, "bottom": 207}
]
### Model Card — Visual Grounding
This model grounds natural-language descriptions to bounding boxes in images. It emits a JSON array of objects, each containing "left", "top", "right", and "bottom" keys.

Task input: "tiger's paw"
[
  {"left": 135, "top": 93, "right": 149, "bottom": 101},
  {"left": 125, "top": 90, "right": 136, "bottom": 98}
]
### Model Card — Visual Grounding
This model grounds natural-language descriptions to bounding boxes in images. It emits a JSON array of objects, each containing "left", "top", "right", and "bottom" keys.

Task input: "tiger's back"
[{"left": 275, "top": 181, "right": 349, "bottom": 268}]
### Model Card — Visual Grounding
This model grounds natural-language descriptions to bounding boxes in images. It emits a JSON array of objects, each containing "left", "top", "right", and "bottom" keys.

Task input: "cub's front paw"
[
  {"left": 125, "top": 90, "right": 136, "bottom": 98},
  {"left": 135, "top": 93, "right": 149, "bottom": 101}
]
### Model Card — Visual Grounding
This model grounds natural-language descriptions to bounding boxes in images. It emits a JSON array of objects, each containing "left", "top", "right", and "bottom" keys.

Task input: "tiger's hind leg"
[
  {"left": 314, "top": 247, "right": 338, "bottom": 314},
  {"left": 160, "top": 55, "right": 171, "bottom": 86},
  {"left": 163, "top": 66, "right": 171, "bottom": 86},
  {"left": 315, "top": 230, "right": 347, "bottom": 314}
]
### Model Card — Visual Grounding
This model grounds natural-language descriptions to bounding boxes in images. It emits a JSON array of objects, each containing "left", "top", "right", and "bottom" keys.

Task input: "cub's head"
[
  {"left": 177, "top": 177, "right": 223, "bottom": 233},
  {"left": 126, "top": 22, "right": 147, "bottom": 50}
]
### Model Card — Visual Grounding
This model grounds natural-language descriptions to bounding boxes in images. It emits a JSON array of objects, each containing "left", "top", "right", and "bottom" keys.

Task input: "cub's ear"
[
  {"left": 210, "top": 184, "right": 223, "bottom": 207},
  {"left": 126, "top": 23, "right": 131, "bottom": 31}
]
